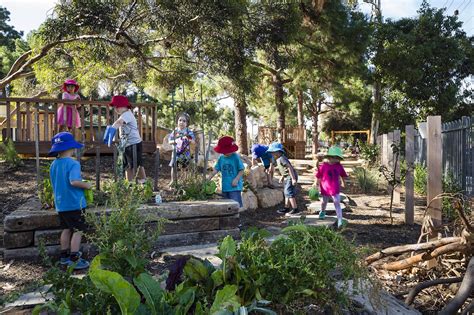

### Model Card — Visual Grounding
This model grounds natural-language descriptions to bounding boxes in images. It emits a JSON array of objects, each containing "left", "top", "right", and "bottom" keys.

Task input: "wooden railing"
[
  {"left": 0, "top": 98, "right": 158, "bottom": 154},
  {"left": 258, "top": 126, "right": 306, "bottom": 144}
]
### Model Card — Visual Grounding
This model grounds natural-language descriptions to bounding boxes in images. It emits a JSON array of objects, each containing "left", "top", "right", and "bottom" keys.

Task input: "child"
[
  {"left": 314, "top": 146, "right": 348, "bottom": 228},
  {"left": 266, "top": 142, "right": 299, "bottom": 215},
  {"left": 49, "top": 132, "right": 91, "bottom": 269},
  {"left": 57, "top": 79, "right": 81, "bottom": 131},
  {"left": 168, "top": 112, "right": 195, "bottom": 186},
  {"left": 208, "top": 136, "right": 244, "bottom": 207},
  {"left": 110, "top": 95, "right": 146, "bottom": 183},
  {"left": 251, "top": 144, "right": 275, "bottom": 188}
]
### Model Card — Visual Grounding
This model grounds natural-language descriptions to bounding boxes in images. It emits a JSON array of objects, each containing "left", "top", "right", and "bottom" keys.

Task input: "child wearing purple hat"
[
  {"left": 57, "top": 79, "right": 81, "bottom": 131},
  {"left": 49, "top": 132, "right": 91, "bottom": 269},
  {"left": 251, "top": 144, "right": 275, "bottom": 188}
]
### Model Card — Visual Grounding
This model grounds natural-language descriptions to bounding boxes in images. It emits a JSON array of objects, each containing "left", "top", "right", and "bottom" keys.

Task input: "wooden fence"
[{"left": 0, "top": 97, "right": 158, "bottom": 155}]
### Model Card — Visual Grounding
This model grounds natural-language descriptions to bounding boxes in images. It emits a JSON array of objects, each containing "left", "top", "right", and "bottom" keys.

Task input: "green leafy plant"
[
  {"left": 442, "top": 172, "right": 463, "bottom": 221},
  {"left": 379, "top": 143, "right": 402, "bottom": 225},
  {"left": 38, "top": 163, "right": 54, "bottom": 209},
  {"left": 414, "top": 163, "right": 427, "bottom": 195},
  {"left": 0, "top": 138, "right": 23, "bottom": 169},
  {"left": 359, "top": 142, "right": 379, "bottom": 165},
  {"left": 173, "top": 164, "right": 216, "bottom": 201},
  {"left": 353, "top": 167, "right": 379, "bottom": 193}
]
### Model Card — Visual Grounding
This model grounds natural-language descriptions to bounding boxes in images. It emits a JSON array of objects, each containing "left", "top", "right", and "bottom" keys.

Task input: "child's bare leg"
[
  {"left": 285, "top": 197, "right": 290, "bottom": 208},
  {"left": 125, "top": 168, "right": 134, "bottom": 181},
  {"left": 60, "top": 229, "right": 72, "bottom": 250},
  {"left": 137, "top": 166, "right": 146, "bottom": 182},
  {"left": 70, "top": 231, "right": 82, "bottom": 253},
  {"left": 289, "top": 197, "right": 297, "bottom": 209}
]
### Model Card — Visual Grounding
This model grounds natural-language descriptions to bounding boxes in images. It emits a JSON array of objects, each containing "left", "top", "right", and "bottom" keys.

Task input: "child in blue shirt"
[
  {"left": 251, "top": 144, "right": 275, "bottom": 188},
  {"left": 208, "top": 136, "right": 244, "bottom": 207},
  {"left": 49, "top": 132, "right": 91, "bottom": 270}
]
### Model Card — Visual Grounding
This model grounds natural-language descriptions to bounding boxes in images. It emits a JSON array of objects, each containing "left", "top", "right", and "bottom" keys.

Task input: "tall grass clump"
[
  {"left": 0, "top": 138, "right": 23, "bottom": 169},
  {"left": 353, "top": 167, "right": 379, "bottom": 193}
]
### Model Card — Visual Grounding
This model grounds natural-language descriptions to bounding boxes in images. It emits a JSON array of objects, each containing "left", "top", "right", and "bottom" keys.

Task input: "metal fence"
[{"left": 414, "top": 116, "right": 473, "bottom": 196}]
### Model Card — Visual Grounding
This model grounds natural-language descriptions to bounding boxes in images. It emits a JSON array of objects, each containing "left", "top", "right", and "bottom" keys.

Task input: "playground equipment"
[{"left": 257, "top": 126, "right": 306, "bottom": 159}]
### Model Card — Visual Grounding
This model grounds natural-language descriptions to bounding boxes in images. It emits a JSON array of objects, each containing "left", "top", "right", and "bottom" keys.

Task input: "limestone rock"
[
  {"left": 155, "top": 228, "right": 241, "bottom": 248},
  {"left": 241, "top": 190, "right": 258, "bottom": 211},
  {"left": 4, "top": 231, "right": 34, "bottom": 249},
  {"left": 4, "top": 210, "right": 61, "bottom": 232},
  {"left": 255, "top": 188, "right": 284, "bottom": 208},
  {"left": 35, "top": 230, "right": 63, "bottom": 246}
]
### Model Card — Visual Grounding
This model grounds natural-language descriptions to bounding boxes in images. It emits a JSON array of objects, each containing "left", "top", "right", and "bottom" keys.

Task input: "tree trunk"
[
  {"left": 274, "top": 74, "right": 285, "bottom": 143},
  {"left": 311, "top": 100, "right": 322, "bottom": 155},
  {"left": 370, "top": 80, "right": 381, "bottom": 144},
  {"left": 297, "top": 89, "right": 304, "bottom": 127},
  {"left": 234, "top": 94, "right": 248, "bottom": 155}
]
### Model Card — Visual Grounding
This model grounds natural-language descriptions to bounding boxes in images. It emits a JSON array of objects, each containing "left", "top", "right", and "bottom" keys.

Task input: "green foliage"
[
  {"left": 173, "top": 164, "right": 216, "bottom": 201},
  {"left": 0, "top": 138, "right": 23, "bottom": 168},
  {"left": 87, "top": 179, "right": 161, "bottom": 278},
  {"left": 442, "top": 172, "right": 463, "bottom": 221},
  {"left": 414, "top": 163, "right": 427, "bottom": 195},
  {"left": 37, "top": 163, "right": 54, "bottom": 209},
  {"left": 359, "top": 143, "right": 379, "bottom": 165},
  {"left": 353, "top": 167, "right": 380, "bottom": 193},
  {"left": 237, "top": 226, "right": 369, "bottom": 311}
]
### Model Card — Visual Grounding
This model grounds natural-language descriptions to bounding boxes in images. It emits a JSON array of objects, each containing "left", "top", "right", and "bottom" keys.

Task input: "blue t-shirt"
[
  {"left": 214, "top": 153, "right": 244, "bottom": 192},
  {"left": 50, "top": 157, "right": 87, "bottom": 212},
  {"left": 260, "top": 151, "right": 274, "bottom": 168}
]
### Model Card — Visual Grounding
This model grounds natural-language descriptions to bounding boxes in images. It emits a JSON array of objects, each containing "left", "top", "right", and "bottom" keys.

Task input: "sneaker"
[
  {"left": 318, "top": 211, "right": 326, "bottom": 219},
  {"left": 285, "top": 208, "right": 300, "bottom": 216},
  {"left": 277, "top": 208, "right": 290, "bottom": 214},
  {"left": 60, "top": 257, "right": 71, "bottom": 265},
  {"left": 68, "top": 258, "right": 90, "bottom": 270}
]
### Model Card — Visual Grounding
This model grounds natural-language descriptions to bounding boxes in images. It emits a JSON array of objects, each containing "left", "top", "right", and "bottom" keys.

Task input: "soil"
[{"left": 0, "top": 155, "right": 464, "bottom": 314}]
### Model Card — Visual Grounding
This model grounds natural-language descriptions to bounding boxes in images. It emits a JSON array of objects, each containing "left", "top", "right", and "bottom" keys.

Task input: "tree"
[
  {"left": 374, "top": 1, "right": 473, "bottom": 127},
  {"left": 0, "top": 6, "right": 22, "bottom": 49}
]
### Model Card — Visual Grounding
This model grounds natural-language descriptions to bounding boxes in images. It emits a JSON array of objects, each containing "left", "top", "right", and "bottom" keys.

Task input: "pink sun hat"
[{"left": 62, "top": 79, "right": 80, "bottom": 93}]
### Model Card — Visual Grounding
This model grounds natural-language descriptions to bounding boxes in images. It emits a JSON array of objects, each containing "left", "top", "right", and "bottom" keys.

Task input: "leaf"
[
  {"left": 210, "top": 285, "right": 240, "bottom": 314},
  {"left": 177, "top": 286, "right": 196, "bottom": 314},
  {"left": 133, "top": 273, "right": 165, "bottom": 315},
  {"left": 89, "top": 256, "right": 140, "bottom": 315},
  {"left": 184, "top": 258, "right": 209, "bottom": 282},
  {"left": 211, "top": 269, "right": 224, "bottom": 288},
  {"left": 218, "top": 236, "right": 236, "bottom": 259}
]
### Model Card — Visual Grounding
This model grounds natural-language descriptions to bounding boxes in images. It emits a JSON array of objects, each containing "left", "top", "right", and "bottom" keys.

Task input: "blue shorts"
[
  {"left": 223, "top": 191, "right": 243, "bottom": 207},
  {"left": 284, "top": 178, "right": 297, "bottom": 198}
]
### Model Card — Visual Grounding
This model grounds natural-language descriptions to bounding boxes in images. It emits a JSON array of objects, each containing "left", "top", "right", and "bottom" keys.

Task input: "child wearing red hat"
[
  {"left": 208, "top": 136, "right": 244, "bottom": 207},
  {"left": 57, "top": 79, "right": 81, "bottom": 131},
  {"left": 110, "top": 95, "right": 146, "bottom": 183}
]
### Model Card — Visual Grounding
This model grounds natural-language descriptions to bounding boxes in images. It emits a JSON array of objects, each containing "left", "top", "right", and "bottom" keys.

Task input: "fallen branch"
[
  {"left": 460, "top": 298, "right": 474, "bottom": 315},
  {"left": 439, "top": 257, "right": 474, "bottom": 315},
  {"left": 366, "top": 237, "right": 460, "bottom": 265},
  {"left": 405, "top": 277, "right": 463, "bottom": 305},
  {"left": 382, "top": 242, "right": 467, "bottom": 271}
]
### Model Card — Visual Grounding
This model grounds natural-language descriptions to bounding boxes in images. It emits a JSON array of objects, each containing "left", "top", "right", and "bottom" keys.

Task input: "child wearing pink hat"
[
  {"left": 57, "top": 79, "right": 81, "bottom": 131},
  {"left": 208, "top": 136, "right": 244, "bottom": 207}
]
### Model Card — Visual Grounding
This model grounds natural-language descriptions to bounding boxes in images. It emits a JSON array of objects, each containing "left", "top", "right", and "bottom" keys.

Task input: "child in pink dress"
[
  {"left": 314, "top": 146, "right": 348, "bottom": 229},
  {"left": 57, "top": 79, "right": 81, "bottom": 131}
]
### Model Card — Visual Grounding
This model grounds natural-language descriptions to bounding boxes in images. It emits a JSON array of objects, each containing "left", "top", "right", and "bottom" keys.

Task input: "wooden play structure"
[
  {"left": 0, "top": 97, "right": 163, "bottom": 155},
  {"left": 258, "top": 126, "right": 306, "bottom": 159},
  {"left": 330, "top": 129, "right": 370, "bottom": 144}
]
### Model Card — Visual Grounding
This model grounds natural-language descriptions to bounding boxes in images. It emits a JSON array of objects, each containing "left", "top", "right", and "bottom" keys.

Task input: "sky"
[{"left": 1, "top": 0, "right": 473, "bottom": 37}]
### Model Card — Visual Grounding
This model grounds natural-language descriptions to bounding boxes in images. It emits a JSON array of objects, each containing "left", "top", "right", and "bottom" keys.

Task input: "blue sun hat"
[
  {"left": 251, "top": 144, "right": 269, "bottom": 159},
  {"left": 266, "top": 142, "right": 284, "bottom": 153},
  {"left": 49, "top": 132, "right": 84, "bottom": 156}
]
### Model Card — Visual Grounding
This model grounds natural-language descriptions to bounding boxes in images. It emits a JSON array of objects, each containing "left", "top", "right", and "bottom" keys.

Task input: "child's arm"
[
  {"left": 112, "top": 118, "right": 125, "bottom": 129},
  {"left": 71, "top": 180, "right": 92, "bottom": 190},
  {"left": 289, "top": 165, "right": 298, "bottom": 185},
  {"left": 340, "top": 176, "right": 346, "bottom": 189},
  {"left": 231, "top": 170, "right": 244, "bottom": 187}
]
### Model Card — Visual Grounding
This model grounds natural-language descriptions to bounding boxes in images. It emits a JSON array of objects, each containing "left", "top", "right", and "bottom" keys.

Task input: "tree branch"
[{"left": 405, "top": 277, "right": 463, "bottom": 306}]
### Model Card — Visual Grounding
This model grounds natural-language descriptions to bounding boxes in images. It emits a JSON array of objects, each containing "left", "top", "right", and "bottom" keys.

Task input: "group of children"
[{"left": 50, "top": 79, "right": 349, "bottom": 270}]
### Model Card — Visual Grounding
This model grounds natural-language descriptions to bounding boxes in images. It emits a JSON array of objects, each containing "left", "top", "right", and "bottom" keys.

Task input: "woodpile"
[{"left": 367, "top": 193, "right": 473, "bottom": 314}]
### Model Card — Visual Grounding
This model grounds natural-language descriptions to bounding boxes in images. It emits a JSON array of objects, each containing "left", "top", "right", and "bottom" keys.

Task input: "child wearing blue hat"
[
  {"left": 49, "top": 132, "right": 91, "bottom": 270},
  {"left": 251, "top": 144, "right": 275, "bottom": 188},
  {"left": 267, "top": 142, "right": 299, "bottom": 215}
]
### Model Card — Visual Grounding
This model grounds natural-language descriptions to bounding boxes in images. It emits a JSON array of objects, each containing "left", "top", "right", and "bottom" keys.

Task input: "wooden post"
[
  {"left": 387, "top": 131, "right": 394, "bottom": 169},
  {"left": 405, "top": 125, "right": 415, "bottom": 225},
  {"left": 154, "top": 148, "right": 160, "bottom": 191},
  {"left": 393, "top": 129, "right": 401, "bottom": 205},
  {"left": 34, "top": 106, "right": 40, "bottom": 189},
  {"left": 95, "top": 145, "right": 100, "bottom": 191},
  {"left": 5, "top": 100, "right": 11, "bottom": 140},
  {"left": 381, "top": 134, "right": 388, "bottom": 167},
  {"left": 16, "top": 102, "right": 21, "bottom": 141},
  {"left": 427, "top": 116, "right": 442, "bottom": 227}
]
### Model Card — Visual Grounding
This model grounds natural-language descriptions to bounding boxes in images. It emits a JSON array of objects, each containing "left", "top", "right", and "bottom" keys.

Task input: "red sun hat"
[
  {"left": 62, "top": 79, "right": 79, "bottom": 93},
  {"left": 109, "top": 95, "right": 132, "bottom": 109},
  {"left": 214, "top": 136, "right": 239, "bottom": 154}
]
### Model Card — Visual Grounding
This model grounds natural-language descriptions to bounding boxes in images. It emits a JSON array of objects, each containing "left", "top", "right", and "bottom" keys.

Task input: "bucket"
[{"left": 103, "top": 126, "right": 117, "bottom": 147}]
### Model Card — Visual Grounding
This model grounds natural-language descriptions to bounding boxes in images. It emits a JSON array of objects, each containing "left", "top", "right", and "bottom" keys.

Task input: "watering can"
[{"left": 103, "top": 126, "right": 117, "bottom": 147}]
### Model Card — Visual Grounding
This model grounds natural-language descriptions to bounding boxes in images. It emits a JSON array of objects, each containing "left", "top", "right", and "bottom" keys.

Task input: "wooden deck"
[{"left": 0, "top": 97, "right": 161, "bottom": 155}]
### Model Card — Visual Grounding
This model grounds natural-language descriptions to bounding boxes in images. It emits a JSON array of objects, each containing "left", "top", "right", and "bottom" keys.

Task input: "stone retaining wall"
[{"left": 3, "top": 199, "right": 240, "bottom": 260}]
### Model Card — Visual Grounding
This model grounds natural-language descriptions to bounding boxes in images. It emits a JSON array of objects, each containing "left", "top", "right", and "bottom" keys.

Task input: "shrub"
[
  {"left": 0, "top": 138, "right": 23, "bottom": 168},
  {"left": 38, "top": 163, "right": 54, "bottom": 209},
  {"left": 353, "top": 167, "right": 379, "bottom": 193},
  {"left": 442, "top": 172, "right": 463, "bottom": 221},
  {"left": 173, "top": 164, "right": 216, "bottom": 201},
  {"left": 359, "top": 143, "right": 379, "bottom": 165},
  {"left": 414, "top": 164, "right": 427, "bottom": 195}
]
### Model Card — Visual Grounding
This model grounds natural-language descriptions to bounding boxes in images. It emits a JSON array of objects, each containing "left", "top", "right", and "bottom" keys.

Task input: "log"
[
  {"left": 405, "top": 277, "right": 463, "bottom": 305},
  {"left": 382, "top": 242, "right": 467, "bottom": 271},
  {"left": 460, "top": 299, "right": 474, "bottom": 315},
  {"left": 439, "top": 257, "right": 474, "bottom": 315},
  {"left": 366, "top": 237, "right": 460, "bottom": 265}
]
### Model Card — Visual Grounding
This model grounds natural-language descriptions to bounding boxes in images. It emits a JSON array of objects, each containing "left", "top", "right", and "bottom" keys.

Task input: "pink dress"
[
  {"left": 315, "top": 162, "right": 348, "bottom": 196},
  {"left": 57, "top": 92, "right": 81, "bottom": 128}
]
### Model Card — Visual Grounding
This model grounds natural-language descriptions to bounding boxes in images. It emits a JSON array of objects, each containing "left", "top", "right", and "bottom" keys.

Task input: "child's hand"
[
  {"left": 279, "top": 177, "right": 284, "bottom": 184},
  {"left": 231, "top": 178, "right": 238, "bottom": 187},
  {"left": 85, "top": 181, "right": 93, "bottom": 190},
  {"left": 292, "top": 178, "right": 297, "bottom": 186}
]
